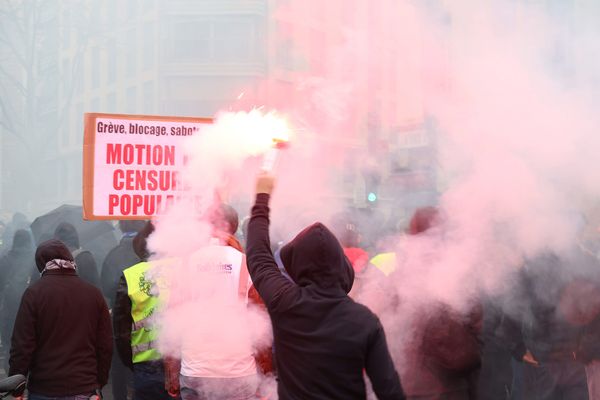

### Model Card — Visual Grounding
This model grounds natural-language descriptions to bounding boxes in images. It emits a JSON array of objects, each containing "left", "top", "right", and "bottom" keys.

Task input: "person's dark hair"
[
  {"left": 210, "top": 204, "right": 239, "bottom": 235},
  {"left": 119, "top": 220, "right": 147, "bottom": 234},
  {"left": 407, "top": 206, "right": 440, "bottom": 235},
  {"left": 54, "top": 222, "right": 80, "bottom": 249},
  {"left": 35, "top": 239, "right": 74, "bottom": 273},
  {"left": 12, "top": 229, "right": 32, "bottom": 251},
  {"left": 133, "top": 221, "right": 155, "bottom": 260}
]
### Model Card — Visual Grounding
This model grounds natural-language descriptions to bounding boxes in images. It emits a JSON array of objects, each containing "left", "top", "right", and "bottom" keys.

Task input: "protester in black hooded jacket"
[
  {"left": 0, "top": 230, "right": 35, "bottom": 369},
  {"left": 54, "top": 222, "right": 100, "bottom": 288},
  {"left": 246, "top": 173, "right": 405, "bottom": 400}
]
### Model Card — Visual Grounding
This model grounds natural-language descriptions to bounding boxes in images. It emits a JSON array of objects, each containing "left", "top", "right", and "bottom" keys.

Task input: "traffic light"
[
  {"left": 367, "top": 191, "right": 378, "bottom": 203},
  {"left": 363, "top": 171, "right": 380, "bottom": 206}
]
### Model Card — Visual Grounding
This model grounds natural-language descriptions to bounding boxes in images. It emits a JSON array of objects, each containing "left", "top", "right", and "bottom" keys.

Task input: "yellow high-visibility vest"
[{"left": 123, "top": 261, "right": 161, "bottom": 364}]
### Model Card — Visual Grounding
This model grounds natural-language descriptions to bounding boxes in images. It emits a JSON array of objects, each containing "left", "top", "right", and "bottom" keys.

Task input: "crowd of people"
[{"left": 0, "top": 173, "right": 600, "bottom": 400}]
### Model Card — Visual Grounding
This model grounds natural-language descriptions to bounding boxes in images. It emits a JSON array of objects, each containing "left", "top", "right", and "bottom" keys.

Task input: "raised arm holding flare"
[{"left": 246, "top": 173, "right": 405, "bottom": 400}]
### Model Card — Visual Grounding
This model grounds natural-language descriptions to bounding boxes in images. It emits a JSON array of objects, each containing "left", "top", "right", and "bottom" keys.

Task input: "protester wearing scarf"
[{"left": 35, "top": 239, "right": 76, "bottom": 275}]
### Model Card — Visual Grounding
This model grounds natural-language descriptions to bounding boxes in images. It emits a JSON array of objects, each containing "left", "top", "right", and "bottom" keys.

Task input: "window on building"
[
  {"left": 92, "top": 46, "right": 100, "bottom": 89},
  {"left": 75, "top": 56, "right": 84, "bottom": 95},
  {"left": 143, "top": 81, "right": 154, "bottom": 113},
  {"left": 168, "top": 20, "right": 211, "bottom": 61},
  {"left": 108, "top": 0, "right": 118, "bottom": 29},
  {"left": 213, "top": 19, "right": 255, "bottom": 62},
  {"left": 61, "top": 5, "right": 71, "bottom": 49},
  {"left": 107, "top": 38, "right": 117, "bottom": 84},
  {"left": 106, "top": 92, "right": 117, "bottom": 113},
  {"left": 126, "top": 0, "right": 137, "bottom": 19},
  {"left": 143, "top": 22, "right": 156, "bottom": 70},
  {"left": 126, "top": 29, "right": 137, "bottom": 77},
  {"left": 126, "top": 86, "right": 137, "bottom": 113},
  {"left": 167, "top": 16, "right": 258, "bottom": 62},
  {"left": 75, "top": 102, "right": 84, "bottom": 145},
  {"left": 91, "top": 97, "right": 100, "bottom": 112}
]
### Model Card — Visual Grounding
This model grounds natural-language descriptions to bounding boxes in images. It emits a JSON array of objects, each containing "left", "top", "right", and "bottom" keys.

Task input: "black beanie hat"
[
  {"left": 133, "top": 221, "right": 155, "bottom": 261},
  {"left": 35, "top": 239, "right": 74, "bottom": 273}
]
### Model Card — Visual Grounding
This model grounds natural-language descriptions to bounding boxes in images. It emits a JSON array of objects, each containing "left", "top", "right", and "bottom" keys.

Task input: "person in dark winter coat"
[
  {"left": 246, "top": 173, "right": 405, "bottom": 400},
  {"left": 101, "top": 220, "right": 146, "bottom": 400},
  {"left": 102, "top": 220, "right": 146, "bottom": 306},
  {"left": 9, "top": 239, "right": 112, "bottom": 399},
  {"left": 500, "top": 249, "right": 600, "bottom": 400},
  {"left": 54, "top": 222, "right": 100, "bottom": 288},
  {"left": 0, "top": 212, "right": 30, "bottom": 255},
  {"left": 397, "top": 207, "right": 482, "bottom": 400},
  {"left": 0, "top": 230, "right": 35, "bottom": 369}
]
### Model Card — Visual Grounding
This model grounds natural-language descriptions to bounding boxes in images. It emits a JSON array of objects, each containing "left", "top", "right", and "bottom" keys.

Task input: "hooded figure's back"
[
  {"left": 247, "top": 193, "right": 404, "bottom": 400},
  {"left": 0, "top": 230, "right": 35, "bottom": 352}
]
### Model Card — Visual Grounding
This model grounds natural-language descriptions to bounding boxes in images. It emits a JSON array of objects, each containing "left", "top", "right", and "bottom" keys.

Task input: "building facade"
[{"left": 2, "top": 0, "right": 445, "bottom": 222}]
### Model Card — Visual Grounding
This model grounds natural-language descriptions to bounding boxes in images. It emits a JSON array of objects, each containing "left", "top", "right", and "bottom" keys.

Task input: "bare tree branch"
[
  {"left": 0, "top": 81, "right": 19, "bottom": 131},
  {"left": 0, "top": 63, "right": 27, "bottom": 95},
  {"left": 0, "top": 31, "right": 27, "bottom": 68},
  {"left": 0, "top": 120, "right": 15, "bottom": 135},
  {"left": 57, "top": 42, "right": 86, "bottom": 130},
  {"left": 0, "top": 99, "right": 29, "bottom": 151}
]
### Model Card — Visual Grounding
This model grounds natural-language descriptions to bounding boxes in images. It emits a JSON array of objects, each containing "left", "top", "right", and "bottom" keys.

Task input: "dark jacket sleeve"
[
  {"left": 246, "top": 193, "right": 298, "bottom": 314},
  {"left": 365, "top": 318, "right": 405, "bottom": 400},
  {"left": 113, "top": 274, "right": 133, "bottom": 369},
  {"left": 499, "top": 313, "right": 526, "bottom": 361},
  {"left": 96, "top": 294, "right": 113, "bottom": 386},
  {"left": 8, "top": 288, "right": 37, "bottom": 376}
]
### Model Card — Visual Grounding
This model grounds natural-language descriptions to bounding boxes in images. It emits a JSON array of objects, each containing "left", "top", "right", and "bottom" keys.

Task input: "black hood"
[
  {"left": 280, "top": 222, "right": 354, "bottom": 294},
  {"left": 133, "top": 221, "right": 155, "bottom": 260},
  {"left": 35, "top": 239, "right": 74, "bottom": 272},
  {"left": 11, "top": 229, "right": 32, "bottom": 251},
  {"left": 54, "top": 222, "right": 80, "bottom": 250}
]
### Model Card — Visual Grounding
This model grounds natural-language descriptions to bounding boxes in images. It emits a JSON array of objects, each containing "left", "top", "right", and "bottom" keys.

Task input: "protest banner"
[{"left": 83, "top": 113, "right": 212, "bottom": 220}]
